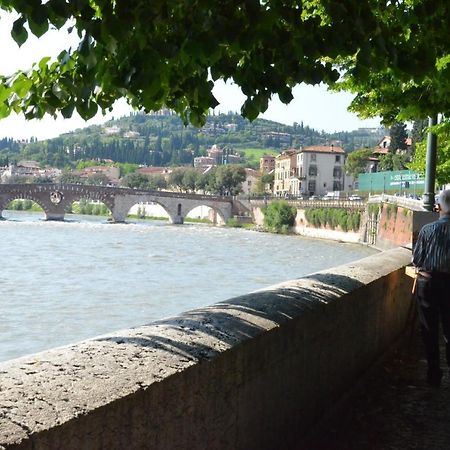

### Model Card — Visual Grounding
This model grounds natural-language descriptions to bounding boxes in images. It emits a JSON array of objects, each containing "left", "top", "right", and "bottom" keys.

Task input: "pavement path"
[{"left": 299, "top": 326, "right": 450, "bottom": 450}]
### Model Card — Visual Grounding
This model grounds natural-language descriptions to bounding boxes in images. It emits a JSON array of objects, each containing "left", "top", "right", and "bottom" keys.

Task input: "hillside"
[{"left": 0, "top": 112, "right": 386, "bottom": 169}]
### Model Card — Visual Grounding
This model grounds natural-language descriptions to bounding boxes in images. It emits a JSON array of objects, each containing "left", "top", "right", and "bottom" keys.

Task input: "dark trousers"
[{"left": 416, "top": 274, "right": 450, "bottom": 373}]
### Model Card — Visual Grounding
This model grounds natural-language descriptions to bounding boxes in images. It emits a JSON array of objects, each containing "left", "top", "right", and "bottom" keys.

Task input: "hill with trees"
[{"left": 0, "top": 112, "right": 385, "bottom": 169}]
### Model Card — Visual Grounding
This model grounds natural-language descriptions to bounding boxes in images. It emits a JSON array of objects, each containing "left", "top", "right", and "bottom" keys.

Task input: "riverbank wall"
[
  {"left": 0, "top": 247, "right": 414, "bottom": 449},
  {"left": 252, "top": 203, "right": 361, "bottom": 243},
  {"left": 251, "top": 199, "right": 437, "bottom": 248}
]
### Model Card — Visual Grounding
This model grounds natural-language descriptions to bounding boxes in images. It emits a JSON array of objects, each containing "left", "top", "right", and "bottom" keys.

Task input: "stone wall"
[
  {"left": 252, "top": 204, "right": 361, "bottom": 243},
  {"left": 0, "top": 248, "right": 414, "bottom": 450}
]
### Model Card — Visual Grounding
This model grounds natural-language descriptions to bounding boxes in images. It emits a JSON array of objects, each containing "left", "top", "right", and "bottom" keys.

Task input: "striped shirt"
[{"left": 413, "top": 216, "right": 450, "bottom": 273}]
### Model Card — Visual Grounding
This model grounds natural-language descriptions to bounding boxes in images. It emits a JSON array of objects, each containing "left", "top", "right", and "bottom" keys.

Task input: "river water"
[{"left": 0, "top": 211, "right": 377, "bottom": 362}]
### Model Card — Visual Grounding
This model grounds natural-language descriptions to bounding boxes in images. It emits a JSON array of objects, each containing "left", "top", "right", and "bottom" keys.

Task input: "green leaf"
[
  {"left": 61, "top": 103, "right": 75, "bottom": 118},
  {"left": 241, "top": 99, "right": 259, "bottom": 121},
  {"left": 11, "top": 75, "right": 33, "bottom": 97},
  {"left": 28, "top": 16, "right": 49, "bottom": 38},
  {"left": 77, "top": 99, "right": 98, "bottom": 120},
  {"left": 278, "top": 87, "right": 293, "bottom": 104},
  {"left": 39, "top": 56, "right": 52, "bottom": 71},
  {"left": 0, "top": 103, "right": 11, "bottom": 119},
  {"left": 11, "top": 17, "right": 28, "bottom": 47}
]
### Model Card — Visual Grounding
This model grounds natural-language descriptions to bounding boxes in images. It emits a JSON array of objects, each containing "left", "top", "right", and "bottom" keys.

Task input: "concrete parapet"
[{"left": 0, "top": 248, "right": 414, "bottom": 450}]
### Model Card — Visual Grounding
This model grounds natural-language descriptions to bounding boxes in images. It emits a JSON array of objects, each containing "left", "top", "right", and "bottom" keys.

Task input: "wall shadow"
[{"left": 96, "top": 273, "right": 365, "bottom": 363}]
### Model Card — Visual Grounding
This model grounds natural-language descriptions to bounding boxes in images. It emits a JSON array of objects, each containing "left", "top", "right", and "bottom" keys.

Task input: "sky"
[{"left": 0, "top": 12, "right": 381, "bottom": 141}]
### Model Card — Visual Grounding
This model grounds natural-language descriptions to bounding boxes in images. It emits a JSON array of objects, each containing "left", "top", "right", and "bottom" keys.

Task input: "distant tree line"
[{"left": 121, "top": 165, "right": 246, "bottom": 196}]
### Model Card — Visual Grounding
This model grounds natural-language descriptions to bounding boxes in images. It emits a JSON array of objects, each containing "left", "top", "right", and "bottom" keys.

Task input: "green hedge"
[{"left": 304, "top": 208, "right": 361, "bottom": 232}]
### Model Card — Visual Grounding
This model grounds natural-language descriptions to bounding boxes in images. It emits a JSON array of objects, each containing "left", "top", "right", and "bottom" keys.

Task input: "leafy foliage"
[
  {"left": 389, "top": 122, "right": 408, "bottom": 152},
  {"left": 378, "top": 153, "right": 408, "bottom": 171},
  {"left": 344, "top": 148, "right": 373, "bottom": 179},
  {"left": 1, "top": 1, "right": 447, "bottom": 126},
  {"left": 121, "top": 165, "right": 245, "bottom": 195},
  {"left": 410, "top": 119, "right": 428, "bottom": 154},
  {"left": 263, "top": 201, "right": 297, "bottom": 233},
  {"left": 409, "top": 121, "right": 450, "bottom": 185},
  {"left": 6, "top": 199, "right": 42, "bottom": 211},
  {"left": 304, "top": 208, "right": 361, "bottom": 232}
]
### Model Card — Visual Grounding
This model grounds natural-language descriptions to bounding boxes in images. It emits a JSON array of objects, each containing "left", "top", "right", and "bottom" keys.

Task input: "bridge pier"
[
  {"left": 171, "top": 215, "right": 184, "bottom": 225},
  {"left": 45, "top": 212, "right": 65, "bottom": 221}
]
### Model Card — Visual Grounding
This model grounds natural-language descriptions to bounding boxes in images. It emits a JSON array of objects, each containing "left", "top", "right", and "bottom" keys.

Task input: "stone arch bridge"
[{"left": 0, "top": 184, "right": 241, "bottom": 224}]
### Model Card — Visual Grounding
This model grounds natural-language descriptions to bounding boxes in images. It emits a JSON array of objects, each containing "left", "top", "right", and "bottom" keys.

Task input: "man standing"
[{"left": 413, "top": 189, "right": 450, "bottom": 386}]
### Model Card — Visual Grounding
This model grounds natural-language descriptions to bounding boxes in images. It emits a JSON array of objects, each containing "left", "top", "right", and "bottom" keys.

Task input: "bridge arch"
[
  {"left": 0, "top": 193, "right": 47, "bottom": 219},
  {"left": 124, "top": 201, "right": 170, "bottom": 221},
  {"left": 185, "top": 204, "right": 226, "bottom": 225},
  {"left": 66, "top": 197, "right": 112, "bottom": 218}
]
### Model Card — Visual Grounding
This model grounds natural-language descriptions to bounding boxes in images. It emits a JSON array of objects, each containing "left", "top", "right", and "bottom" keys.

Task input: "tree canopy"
[
  {"left": 1, "top": 1, "right": 450, "bottom": 126},
  {"left": 344, "top": 148, "right": 373, "bottom": 179},
  {"left": 389, "top": 122, "right": 408, "bottom": 153}
]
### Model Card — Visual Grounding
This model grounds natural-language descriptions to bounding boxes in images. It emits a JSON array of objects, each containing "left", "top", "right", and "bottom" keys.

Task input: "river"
[{"left": 0, "top": 211, "right": 377, "bottom": 362}]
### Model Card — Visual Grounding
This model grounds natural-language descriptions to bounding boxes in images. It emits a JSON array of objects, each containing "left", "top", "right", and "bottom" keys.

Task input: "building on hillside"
[
  {"left": 136, "top": 167, "right": 171, "bottom": 177},
  {"left": 15, "top": 160, "right": 41, "bottom": 176},
  {"left": 263, "top": 131, "right": 291, "bottom": 147},
  {"left": 377, "top": 136, "right": 412, "bottom": 154},
  {"left": 199, "top": 145, "right": 243, "bottom": 166},
  {"left": 2, "top": 161, "right": 62, "bottom": 182},
  {"left": 273, "top": 150, "right": 297, "bottom": 197},
  {"left": 103, "top": 125, "right": 121, "bottom": 135},
  {"left": 273, "top": 145, "right": 352, "bottom": 197},
  {"left": 193, "top": 156, "right": 215, "bottom": 168},
  {"left": 240, "top": 168, "right": 260, "bottom": 196},
  {"left": 225, "top": 153, "right": 242, "bottom": 164},
  {"left": 295, "top": 145, "right": 349, "bottom": 197},
  {"left": 207, "top": 145, "right": 224, "bottom": 164},
  {"left": 259, "top": 155, "right": 276, "bottom": 174},
  {"left": 124, "top": 131, "right": 140, "bottom": 138},
  {"left": 224, "top": 123, "right": 238, "bottom": 132},
  {"left": 3, "top": 161, "right": 41, "bottom": 179},
  {"left": 75, "top": 165, "right": 121, "bottom": 184}
]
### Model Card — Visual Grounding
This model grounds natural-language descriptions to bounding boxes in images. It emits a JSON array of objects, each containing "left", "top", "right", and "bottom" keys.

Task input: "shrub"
[
  {"left": 263, "top": 201, "right": 297, "bottom": 233},
  {"left": 226, "top": 218, "right": 242, "bottom": 228}
]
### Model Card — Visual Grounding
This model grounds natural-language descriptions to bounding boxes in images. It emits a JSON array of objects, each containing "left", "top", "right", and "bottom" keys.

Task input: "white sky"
[{"left": 0, "top": 12, "right": 380, "bottom": 140}]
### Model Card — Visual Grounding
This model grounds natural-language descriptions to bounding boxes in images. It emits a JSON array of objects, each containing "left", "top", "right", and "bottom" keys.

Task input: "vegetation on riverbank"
[
  {"left": 262, "top": 201, "right": 297, "bottom": 234},
  {"left": 6, "top": 199, "right": 43, "bottom": 211},
  {"left": 305, "top": 208, "right": 361, "bottom": 232},
  {"left": 68, "top": 200, "right": 110, "bottom": 216}
]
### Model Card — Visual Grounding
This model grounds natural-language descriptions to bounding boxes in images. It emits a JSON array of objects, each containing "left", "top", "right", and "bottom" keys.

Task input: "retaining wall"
[{"left": 0, "top": 247, "right": 414, "bottom": 450}]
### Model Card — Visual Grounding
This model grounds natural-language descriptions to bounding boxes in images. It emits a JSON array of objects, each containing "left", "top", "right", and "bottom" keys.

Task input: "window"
[
  {"left": 308, "top": 165, "right": 317, "bottom": 176},
  {"left": 310, "top": 154, "right": 317, "bottom": 162},
  {"left": 335, "top": 155, "right": 341, "bottom": 163},
  {"left": 333, "top": 181, "right": 341, "bottom": 191},
  {"left": 333, "top": 167, "right": 342, "bottom": 178},
  {"left": 308, "top": 180, "right": 316, "bottom": 193}
]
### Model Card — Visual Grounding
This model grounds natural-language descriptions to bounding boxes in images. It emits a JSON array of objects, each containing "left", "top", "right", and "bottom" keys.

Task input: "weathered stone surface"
[{"left": 0, "top": 247, "right": 413, "bottom": 449}]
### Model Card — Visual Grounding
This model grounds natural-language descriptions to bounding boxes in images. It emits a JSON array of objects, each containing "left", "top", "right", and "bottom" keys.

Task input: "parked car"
[{"left": 348, "top": 195, "right": 362, "bottom": 201}]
